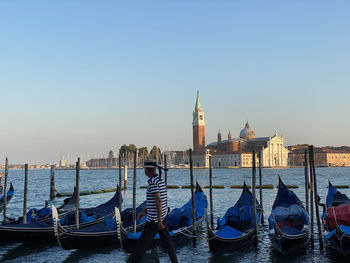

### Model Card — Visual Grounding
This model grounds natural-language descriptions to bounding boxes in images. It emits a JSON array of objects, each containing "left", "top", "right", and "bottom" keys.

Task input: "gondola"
[
  {"left": 0, "top": 182, "right": 14, "bottom": 212},
  {"left": 206, "top": 182, "right": 261, "bottom": 255},
  {"left": 52, "top": 201, "right": 146, "bottom": 250},
  {"left": 0, "top": 186, "right": 121, "bottom": 243},
  {"left": 268, "top": 177, "right": 310, "bottom": 255},
  {"left": 115, "top": 183, "right": 207, "bottom": 253},
  {"left": 322, "top": 181, "right": 350, "bottom": 255}
]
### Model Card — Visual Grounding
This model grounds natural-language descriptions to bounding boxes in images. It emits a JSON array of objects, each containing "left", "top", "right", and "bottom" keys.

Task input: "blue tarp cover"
[
  {"left": 324, "top": 225, "right": 350, "bottom": 240},
  {"left": 167, "top": 189, "right": 207, "bottom": 231},
  {"left": 217, "top": 185, "right": 259, "bottom": 231},
  {"left": 269, "top": 204, "right": 309, "bottom": 229},
  {"left": 215, "top": 225, "right": 243, "bottom": 239},
  {"left": 269, "top": 181, "right": 308, "bottom": 231},
  {"left": 280, "top": 225, "right": 303, "bottom": 235}
]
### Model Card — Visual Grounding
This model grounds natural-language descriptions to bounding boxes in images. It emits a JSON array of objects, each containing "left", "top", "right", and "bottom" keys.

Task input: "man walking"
[{"left": 130, "top": 159, "right": 178, "bottom": 263}]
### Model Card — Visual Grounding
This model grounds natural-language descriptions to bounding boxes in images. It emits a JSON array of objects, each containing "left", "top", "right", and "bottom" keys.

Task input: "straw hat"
[{"left": 143, "top": 159, "right": 157, "bottom": 168}]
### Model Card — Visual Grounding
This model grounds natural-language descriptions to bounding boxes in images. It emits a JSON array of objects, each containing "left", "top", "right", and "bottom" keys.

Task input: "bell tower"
[{"left": 193, "top": 91, "right": 205, "bottom": 152}]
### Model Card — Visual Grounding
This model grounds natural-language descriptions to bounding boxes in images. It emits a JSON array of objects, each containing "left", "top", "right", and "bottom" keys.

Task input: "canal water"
[{"left": 0, "top": 167, "right": 350, "bottom": 262}]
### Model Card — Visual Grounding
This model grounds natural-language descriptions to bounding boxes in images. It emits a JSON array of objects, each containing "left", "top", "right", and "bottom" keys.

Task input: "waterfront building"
[
  {"left": 188, "top": 93, "right": 289, "bottom": 168},
  {"left": 59, "top": 155, "right": 66, "bottom": 168},
  {"left": 288, "top": 146, "right": 350, "bottom": 167}
]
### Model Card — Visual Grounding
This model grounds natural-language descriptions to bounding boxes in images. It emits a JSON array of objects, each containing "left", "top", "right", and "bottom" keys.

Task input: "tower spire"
[{"left": 195, "top": 91, "right": 202, "bottom": 112}]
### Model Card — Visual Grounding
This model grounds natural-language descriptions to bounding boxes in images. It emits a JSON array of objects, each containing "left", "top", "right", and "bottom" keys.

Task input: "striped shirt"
[{"left": 146, "top": 175, "right": 168, "bottom": 222}]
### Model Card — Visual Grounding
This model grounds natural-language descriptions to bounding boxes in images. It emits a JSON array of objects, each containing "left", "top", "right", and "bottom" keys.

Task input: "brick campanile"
[{"left": 192, "top": 91, "right": 205, "bottom": 152}]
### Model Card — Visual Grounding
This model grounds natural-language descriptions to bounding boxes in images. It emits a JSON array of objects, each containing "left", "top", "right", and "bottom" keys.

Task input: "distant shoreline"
[{"left": 2, "top": 166, "right": 349, "bottom": 171}]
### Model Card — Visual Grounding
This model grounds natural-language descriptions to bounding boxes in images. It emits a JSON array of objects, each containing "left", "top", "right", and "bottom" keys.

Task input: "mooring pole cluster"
[{"left": 308, "top": 145, "right": 324, "bottom": 251}]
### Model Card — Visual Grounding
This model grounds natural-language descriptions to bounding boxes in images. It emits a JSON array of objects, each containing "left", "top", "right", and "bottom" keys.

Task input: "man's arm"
[
  {"left": 137, "top": 208, "right": 147, "bottom": 220},
  {"left": 154, "top": 192, "right": 165, "bottom": 229}
]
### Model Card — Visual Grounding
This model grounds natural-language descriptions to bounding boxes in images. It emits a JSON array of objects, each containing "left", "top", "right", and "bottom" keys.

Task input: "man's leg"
[
  {"left": 130, "top": 221, "right": 158, "bottom": 263},
  {"left": 158, "top": 218, "right": 178, "bottom": 263}
]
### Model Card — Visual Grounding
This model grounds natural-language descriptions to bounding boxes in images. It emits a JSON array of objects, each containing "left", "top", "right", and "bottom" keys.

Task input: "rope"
[{"left": 332, "top": 206, "right": 339, "bottom": 227}]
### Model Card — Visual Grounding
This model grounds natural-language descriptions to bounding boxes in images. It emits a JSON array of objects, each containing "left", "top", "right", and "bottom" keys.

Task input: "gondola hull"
[
  {"left": 118, "top": 215, "right": 204, "bottom": 254},
  {"left": 0, "top": 216, "right": 107, "bottom": 243},
  {"left": 57, "top": 228, "right": 118, "bottom": 249},
  {"left": 326, "top": 227, "right": 350, "bottom": 256},
  {"left": 0, "top": 225, "right": 54, "bottom": 243},
  {"left": 270, "top": 226, "right": 309, "bottom": 255},
  {"left": 207, "top": 225, "right": 256, "bottom": 254},
  {"left": 55, "top": 221, "right": 145, "bottom": 250}
]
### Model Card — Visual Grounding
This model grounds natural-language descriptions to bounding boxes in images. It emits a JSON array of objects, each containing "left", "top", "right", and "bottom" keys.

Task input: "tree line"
[{"left": 119, "top": 144, "right": 162, "bottom": 165}]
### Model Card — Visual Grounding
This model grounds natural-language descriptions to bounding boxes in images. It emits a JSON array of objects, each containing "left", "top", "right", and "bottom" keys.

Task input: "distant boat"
[
  {"left": 322, "top": 181, "right": 350, "bottom": 255},
  {"left": 0, "top": 182, "right": 14, "bottom": 212},
  {"left": 206, "top": 182, "right": 261, "bottom": 254},
  {"left": 268, "top": 177, "right": 310, "bottom": 255}
]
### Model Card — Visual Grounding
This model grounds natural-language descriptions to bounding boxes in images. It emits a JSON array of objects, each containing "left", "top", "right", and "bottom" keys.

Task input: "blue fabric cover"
[
  {"left": 104, "top": 216, "right": 116, "bottom": 229},
  {"left": 324, "top": 225, "right": 350, "bottom": 240},
  {"left": 217, "top": 185, "right": 259, "bottom": 231},
  {"left": 167, "top": 189, "right": 207, "bottom": 231},
  {"left": 269, "top": 204, "right": 309, "bottom": 229},
  {"left": 281, "top": 225, "right": 303, "bottom": 235},
  {"left": 269, "top": 181, "right": 308, "bottom": 231},
  {"left": 215, "top": 225, "right": 243, "bottom": 239},
  {"left": 326, "top": 184, "right": 339, "bottom": 208}
]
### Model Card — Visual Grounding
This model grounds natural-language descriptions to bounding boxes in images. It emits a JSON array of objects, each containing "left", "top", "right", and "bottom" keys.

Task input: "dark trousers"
[{"left": 130, "top": 217, "right": 178, "bottom": 263}]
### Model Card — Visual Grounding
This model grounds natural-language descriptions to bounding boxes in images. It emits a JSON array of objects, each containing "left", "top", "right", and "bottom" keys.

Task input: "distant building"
[
  {"left": 288, "top": 146, "right": 350, "bottom": 167},
  {"left": 185, "top": 93, "right": 289, "bottom": 168},
  {"left": 85, "top": 150, "right": 117, "bottom": 168},
  {"left": 59, "top": 155, "right": 66, "bottom": 168}
]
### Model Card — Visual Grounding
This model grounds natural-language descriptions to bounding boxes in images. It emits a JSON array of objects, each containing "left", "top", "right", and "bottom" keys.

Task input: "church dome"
[{"left": 239, "top": 122, "right": 256, "bottom": 140}]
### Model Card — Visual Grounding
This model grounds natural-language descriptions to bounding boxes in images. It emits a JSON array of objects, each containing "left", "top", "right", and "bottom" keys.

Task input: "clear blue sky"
[{"left": 1, "top": 1, "right": 349, "bottom": 164}]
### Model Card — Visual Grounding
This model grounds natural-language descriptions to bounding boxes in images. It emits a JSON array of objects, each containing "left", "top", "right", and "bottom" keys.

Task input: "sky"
[{"left": 0, "top": 1, "right": 349, "bottom": 164}]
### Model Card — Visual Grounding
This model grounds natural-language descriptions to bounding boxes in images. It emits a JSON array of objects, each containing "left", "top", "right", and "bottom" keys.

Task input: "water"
[{"left": 0, "top": 167, "right": 350, "bottom": 262}]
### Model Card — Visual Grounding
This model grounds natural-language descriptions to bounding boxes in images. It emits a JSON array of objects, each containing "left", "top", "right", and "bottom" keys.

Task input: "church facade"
[{"left": 191, "top": 93, "right": 289, "bottom": 168}]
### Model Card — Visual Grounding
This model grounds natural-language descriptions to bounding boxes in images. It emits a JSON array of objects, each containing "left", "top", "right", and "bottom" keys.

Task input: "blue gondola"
[
  {"left": 268, "top": 177, "right": 310, "bottom": 255},
  {"left": 322, "top": 181, "right": 350, "bottom": 255},
  {"left": 0, "top": 186, "right": 122, "bottom": 243},
  {"left": 0, "top": 182, "right": 14, "bottom": 212},
  {"left": 116, "top": 182, "right": 207, "bottom": 253},
  {"left": 52, "top": 201, "right": 146, "bottom": 250},
  {"left": 207, "top": 182, "right": 260, "bottom": 255}
]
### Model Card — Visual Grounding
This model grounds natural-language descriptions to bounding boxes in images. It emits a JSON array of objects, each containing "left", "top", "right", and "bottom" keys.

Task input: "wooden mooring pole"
[
  {"left": 50, "top": 165, "right": 55, "bottom": 200},
  {"left": 252, "top": 151, "right": 258, "bottom": 238},
  {"left": 2, "top": 157, "right": 9, "bottom": 223},
  {"left": 164, "top": 154, "right": 168, "bottom": 187},
  {"left": 124, "top": 164, "right": 128, "bottom": 190},
  {"left": 119, "top": 152, "right": 122, "bottom": 213},
  {"left": 189, "top": 149, "right": 197, "bottom": 247},
  {"left": 258, "top": 151, "right": 264, "bottom": 225},
  {"left": 75, "top": 158, "right": 80, "bottom": 229},
  {"left": 133, "top": 151, "right": 137, "bottom": 233},
  {"left": 209, "top": 155, "right": 214, "bottom": 229},
  {"left": 23, "top": 164, "right": 28, "bottom": 224},
  {"left": 308, "top": 149, "right": 314, "bottom": 248},
  {"left": 304, "top": 150, "right": 309, "bottom": 215},
  {"left": 309, "top": 145, "right": 324, "bottom": 251}
]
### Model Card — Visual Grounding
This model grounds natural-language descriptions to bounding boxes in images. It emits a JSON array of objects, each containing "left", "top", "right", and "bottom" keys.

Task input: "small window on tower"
[{"left": 200, "top": 116, "right": 203, "bottom": 120}]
